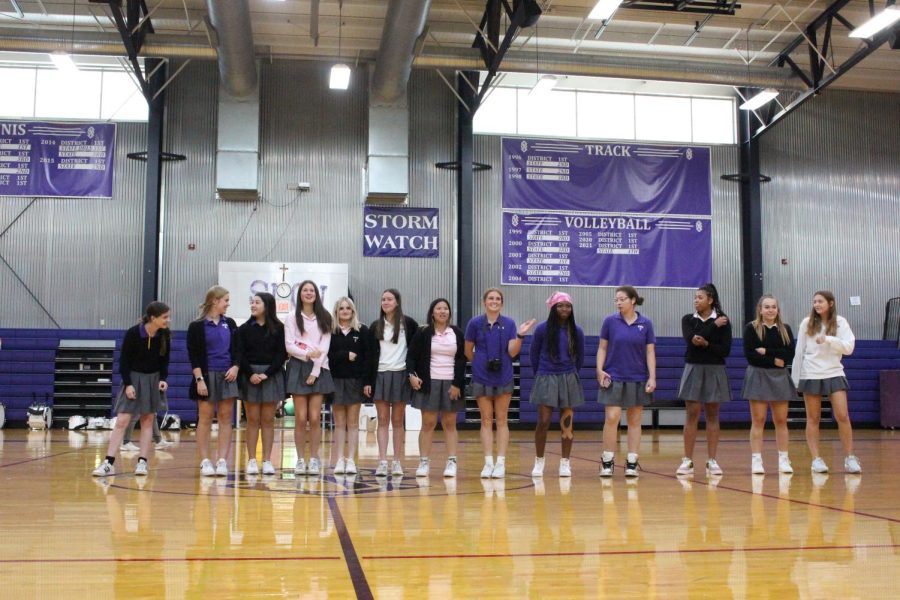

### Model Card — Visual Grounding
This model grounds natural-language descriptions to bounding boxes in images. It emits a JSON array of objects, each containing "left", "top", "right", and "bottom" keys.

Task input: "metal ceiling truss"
[
  {"left": 620, "top": 0, "right": 740, "bottom": 16},
  {"left": 751, "top": 0, "right": 900, "bottom": 136}
]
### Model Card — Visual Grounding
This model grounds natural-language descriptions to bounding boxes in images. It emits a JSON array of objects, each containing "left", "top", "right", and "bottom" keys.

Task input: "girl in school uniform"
[
  {"left": 187, "top": 286, "right": 241, "bottom": 477},
  {"left": 676, "top": 283, "right": 732, "bottom": 478},
  {"left": 367, "top": 289, "right": 418, "bottom": 477},
  {"left": 791, "top": 290, "right": 859, "bottom": 474},
  {"left": 284, "top": 280, "right": 334, "bottom": 477},
  {"left": 742, "top": 294, "right": 796, "bottom": 475},
  {"left": 407, "top": 298, "right": 467, "bottom": 478},
  {"left": 236, "top": 292, "right": 286, "bottom": 476},
  {"left": 464, "top": 287, "right": 536, "bottom": 479},
  {"left": 328, "top": 296, "right": 368, "bottom": 476},
  {"left": 92, "top": 302, "right": 171, "bottom": 477},
  {"left": 596, "top": 286, "right": 657, "bottom": 478},
  {"left": 529, "top": 292, "right": 586, "bottom": 478}
]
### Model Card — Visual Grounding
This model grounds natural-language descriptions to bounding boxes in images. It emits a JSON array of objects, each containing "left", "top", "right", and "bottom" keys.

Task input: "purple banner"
[
  {"left": 502, "top": 137, "right": 711, "bottom": 288},
  {"left": 0, "top": 121, "right": 116, "bottom": 198},
  {"left": 363, "top": 206, "right": 439, "bottom": 258}
]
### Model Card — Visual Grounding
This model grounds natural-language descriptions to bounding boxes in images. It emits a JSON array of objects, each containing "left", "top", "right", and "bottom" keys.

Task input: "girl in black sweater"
[
  {"left": 92, "top": 302, "right": 171, "bottom": 478},
  {"left": 328, "top": 297, "right": 369, "bottom": 475}
]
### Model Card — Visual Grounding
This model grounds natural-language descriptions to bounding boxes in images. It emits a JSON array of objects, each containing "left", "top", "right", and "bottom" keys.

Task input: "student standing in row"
[
  {"left": 93, "top": 302, "right": 171, "bottom": 477},
  {"left": 284, "top": 281, "right": 334, "bottom": 477},
  {"left": 368, "top": 289, "right": 418, "bottom": 477},
  {"left": 465, "top": 288, "right": 536, "bottom": 479},
  {"left": 529, "top": 292, "right": 585, "bottom": 478},
  {"left": 408, "top": 298, "right": 467, "bottom": 478},
  {"left": 237, "top": 292, "right": 286, "bottom": 476},
  {"left": 328, "top": 297, "right": 368, "bottom": 475},
  {"left": 792, "top": 290, "right": 860, "bottom": 474},
  {"left": 676, "top": 283, "right": 732, "bottom": 478},
  {"left": 742, "top": 294, "right": 796, "bottom": 475},
  {"left": 596, "top": 286, "right": 656, "bottom": 478},
  {"left": 188, "top": 286, "right": 241, "bottom": 478}
]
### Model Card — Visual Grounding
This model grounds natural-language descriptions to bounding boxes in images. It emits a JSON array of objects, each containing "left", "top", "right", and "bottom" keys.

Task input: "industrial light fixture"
[
  {"left": 739, "top": 88, "right": 779, "bottom": 111},
  {"left": 329, "top": 0, "right": 350, "bottom": 90},
  {"left": 848, "top": 6, "right": 900, "bottom": 38},
  {"left": 49, "top": 0, "right": 79, "bottom": 75},
  {"left": 530, "top": 74, "right": 558, "bottom": 95},
  {"left": 588, "top": 0, "right": 623, "bottom": 21}
]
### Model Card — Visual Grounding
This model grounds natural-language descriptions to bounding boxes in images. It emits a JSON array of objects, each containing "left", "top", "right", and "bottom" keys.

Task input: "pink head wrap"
[{"left": 546, "top": 291, "right": 573, "bottom": 310}]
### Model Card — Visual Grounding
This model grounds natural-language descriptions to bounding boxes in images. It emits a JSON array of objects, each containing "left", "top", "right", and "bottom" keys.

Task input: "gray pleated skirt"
[
  {"left": 241, "top": 364, "right": 286, "bottom": 404},
  {"left": 412, "top": 379, "right": 466, "bottom": 413},
  {"left": 530, "top": 373, "right": 585, "bottom": 408},
  {"left": 798, "top": 376, "right": 850, "bottom": 396},
  {"left": 471, "top": 381, "right": 514, "bottom": 398},
  {"left": 677, "top": 364, "right": 732, "bottom": 403},
  {"left": 333, "top": 377, "right": 365, "bottom": 406},
  {"left": 285, "top": 357, "right": 335, "bottom": 395},
  {"left": 742, "top": 366, "right": 796, "bottom": 402},
  {"left": 201, "top": 369, "right": 240, "bottom": 403},
  {"left": 115, "top": 371, "right": 167, "bottom": 416},
  {"left": 373, "top": 370, "right": 412, "bottom": 403},
  {"left": 598, "top": 381, "right": 653, "bottom": 408}
]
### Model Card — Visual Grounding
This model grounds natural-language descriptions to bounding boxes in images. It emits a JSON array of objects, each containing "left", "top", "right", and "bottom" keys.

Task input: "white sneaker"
[
  {"left": 92, "top": 460, "right": 115, "bottom": 477},
  {"left": 246, "top": 458, "right": 259, "bottom": 475},
  {"left": 262, "top": 460, "right": 275, "bottom": 475},
  {"left": 480, "top": 463, "right": 493, "bottom": 479},
  {"left": 599, "top": 458, "right": 614, "bottom": 478},
  {"left": 200, "top": 459, "right": 215, "bottom": 477},
  {"left": 415, "top": 458, "right": 430, "bottom": 477},
  {"left": 706, "top": 459, "right": 723, "bottom": 476},
  {"left": 676, "top": 457, "right": 694, "bottom": 476},
  {"left": 308, "top": 458, "right": 321, "bottom": 476},
  {"left": 120, "top": 442, "right": 140, "bottom": 452},
  {"left": 491, "top": 462, "right": 506, "bottom": 479},
  {"left": 811, "top": 456, "right": 829, "bottom": 473},
  {"left": 215, "top": 458, "right": 228, "bottom": 477},
  {"left": 778, "top": 455, "right": 794, "bottom": 474},
  {"left": 844, "top": 455, "right": 862, "bottom": 474},
  {"left": 751, "top": 455, "right": 765, "bottom": 475},
  {"left": 531, "top": 456, "right": 545, "bottom": 477},
  {"left": 375, "top": 460, "right": 389, "bottom": 477},
  {"left": 559, "top": 458, "right": 572, "bottom": 478},
  {"left": 443, "top": 458, "right": 457, "bottom": 478},
  {"left": 134, "top": 459, "right": 148, "bottom": 476},
  {"left": 294, "top": 458, "right": 307, "bottom": 475},
  {"left": 155, "top": 439, "right": 173, "bottom": 450},
  {"left": 391, "top": 460, "right": 404, "bottom": 476},
  {"left": 624, "top": 459, "right": 640, "bottom": 478},
  {"left": 334, "top": 457, "right": 347, "bottom": 475},
  {"left": 345, "top": 458, "right": 358, "bottom": 475}
]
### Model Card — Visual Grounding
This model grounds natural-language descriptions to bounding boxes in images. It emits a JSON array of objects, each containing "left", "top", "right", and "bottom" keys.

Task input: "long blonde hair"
[
  {"left": 752, "top": 294, "right": 791, "bottom": 345},
  {"left": 806, "top": 290, "right": 837, "bottom": 337},
  {"left": 196, "top": 285, "right": 229, "bottom": 320},
  {"left": 332, "top": 296, "right": 361, "bottom": 333}
]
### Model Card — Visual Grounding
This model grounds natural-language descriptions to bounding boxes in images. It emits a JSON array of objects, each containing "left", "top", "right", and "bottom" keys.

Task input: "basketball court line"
[
  {"left": 328, "top": 496, "right": 374, "bottom": 600},
  {"left": 0, "top": 555, "right": 341, "bottom": 564},
  {"left": 0, "top": 450, "right": 78, "bottom": 469}
]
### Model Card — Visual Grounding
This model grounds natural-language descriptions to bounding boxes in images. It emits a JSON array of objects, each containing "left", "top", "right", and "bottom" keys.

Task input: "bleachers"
[{"left": 1, "top": 328, "right": 898, "bottom": 426}]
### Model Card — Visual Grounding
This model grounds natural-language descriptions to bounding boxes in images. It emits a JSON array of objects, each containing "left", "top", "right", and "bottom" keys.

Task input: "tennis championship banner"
[
  {"left": 0, "top": 120, "right": 116, "bottom": 198},
  {"left": 364, "top": 206, "right": 439, "bottom": 258},
  {"left": 502, "top": 137, "right": 712, "bottom": 288}
]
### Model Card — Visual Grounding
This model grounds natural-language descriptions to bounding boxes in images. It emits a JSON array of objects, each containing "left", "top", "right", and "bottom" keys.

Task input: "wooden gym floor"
[{"left": 0, "top": 425, "right": 898, "bottom": 599}]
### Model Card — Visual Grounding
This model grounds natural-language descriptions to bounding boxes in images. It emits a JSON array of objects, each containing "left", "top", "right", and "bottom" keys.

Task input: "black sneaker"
[
  {"left": 599, "top": 459, "right": 614, "bottom": 477},
  {"left": 625, "top": 460, "right": 640, "bottom": 478}
]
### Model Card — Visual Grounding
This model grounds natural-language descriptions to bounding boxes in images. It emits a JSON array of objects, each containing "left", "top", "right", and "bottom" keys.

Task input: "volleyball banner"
[
  {"left": 0, "top": 120, "right": 116, "bottom": 198},
  {"left": 501, "top": 137, "right": 711, "bottom": 288}
]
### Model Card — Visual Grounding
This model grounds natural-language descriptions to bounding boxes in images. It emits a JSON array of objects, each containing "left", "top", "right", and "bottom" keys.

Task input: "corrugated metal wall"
[
  {"left": 0, "top": 121, "right": 147, "bottom": 329},
  {"left": 759, "top": 90, "right": 900, "bottom": 339},
  {"left": 472, "top": 137, "right": 743, "bottom": 336}
]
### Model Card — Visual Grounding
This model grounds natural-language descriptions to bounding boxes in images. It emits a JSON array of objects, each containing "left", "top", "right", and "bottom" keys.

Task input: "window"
[
  {"left": 691, "top": 98, "right": 735, "bottom": 144},
  {"left": 0, "top": 68, "right": 37, "bottom": 117},
  {"left": 634, "top": 95, "right": 692, "bottom": 142},
  {"left": 576, "top": 92, "right": 634, "bottom": 140},
  {"left": 473, "top": 86, "right": 517, "bottom": 135},
  {"left": 100, "top": 71, "right": 148, "bottom": 121},
  {"left": 517, "top": 88, "right": 577, "bottom": 138},
  {"left": 35, "top": 69, "right": 103, "bottom": 119}
]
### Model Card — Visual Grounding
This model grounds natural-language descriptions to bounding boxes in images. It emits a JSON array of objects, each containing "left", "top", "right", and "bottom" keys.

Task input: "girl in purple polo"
[
  {"left": 596, "top": 286, "right": 657, "bottom": 478},
  {"left": 529, "top": 292, "right": 585, "bottom": 479},
  {"left": 464, "top": 287, "right": 536, "bottom": 479}
]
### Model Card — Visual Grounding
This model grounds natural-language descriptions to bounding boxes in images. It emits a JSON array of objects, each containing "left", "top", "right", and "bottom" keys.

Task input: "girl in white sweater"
[{"left": 791, "top": 290, "right": 859, "bottom": 474}]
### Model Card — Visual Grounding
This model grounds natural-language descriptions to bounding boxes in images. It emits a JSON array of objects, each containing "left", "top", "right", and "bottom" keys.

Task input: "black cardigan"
[
  {"left": 365, "top": 315, "right": 419, "bottom": 387},
  {"left": 406, "top": 325, "right": 467, "bottom": 394},
  {"left": 681, "top": 313, "right": 732, "bottom": 364},
  {"left": 235, "top": 319, "right": 286, "bottom": 377},
  {"left": 743, "top": 322, "right": 795, "bottom": 369},
  {"left": 186, "top": 316, "right": 241, "bottom": 400},
  {"left": 119, "top": 324, "right": 170, "bottom": 386},
  {"left": 328, "top": 324, "right": 371, "bottom": 380}
]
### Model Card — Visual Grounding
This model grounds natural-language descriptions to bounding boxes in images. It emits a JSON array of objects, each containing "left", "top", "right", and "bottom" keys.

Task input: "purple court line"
[
  {"left": 328, "top": 496, "right": 374, "bottom": 600},
  {"left": 0, "top": 450, "right": 77, "bottom": 469},
  {"left": 0, "top": 555, "right": 340, "bottom": 564},
  {"left": 362, "top": 543, "right": 900, "bottom": 561},
  {"left": 560, "top": 451, "right": 900, "bottom": 525}
]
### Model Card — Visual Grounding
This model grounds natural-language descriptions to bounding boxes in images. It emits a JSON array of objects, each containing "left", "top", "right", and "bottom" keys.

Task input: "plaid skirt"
[
  {"left": 285, "top": 358, "right": 335, "bottom": 395},
  {"left": 114, "top": 371, "right": 167, "bottom": 415},
  {"left": 412, "top": 379, "right": 466, "bottom": 413},
  {"left": 241, "top": 364, "right": 286, "bottom": 403},
  {"left": 529, "top": 373, "right": 585, "bottom": 408},
  {"left": 373, "top": 370, "right": 412, "bottom": 404}
]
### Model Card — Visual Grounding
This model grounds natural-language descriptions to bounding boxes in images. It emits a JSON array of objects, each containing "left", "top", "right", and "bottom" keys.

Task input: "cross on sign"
[{"left": 279, "top": 264, "right": 289, "bottom": 281}]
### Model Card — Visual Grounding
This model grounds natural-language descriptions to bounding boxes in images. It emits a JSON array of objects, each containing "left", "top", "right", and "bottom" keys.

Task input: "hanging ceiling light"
[
  {"left": 588, "top": 0, "right": 623, "bottom": 21},
  {"left": 739, "top": 88, "right": 779, "bottom": 111},
  {"left": 849, "top": 6, "right": 900, "bottom": 38},
  {"left": 330, "top": 1, "right": 350, "bottom": 90},
  {"left": 49, "top": 0, "right": 79, "bottom": 74},
  {"left": 530, "top": 74, "right": 558, "bottom": 96}
]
